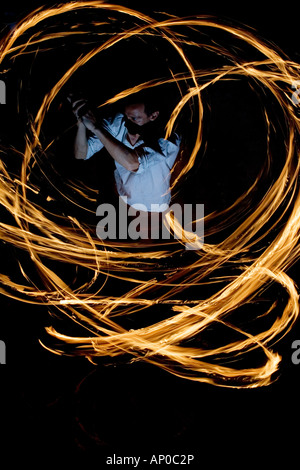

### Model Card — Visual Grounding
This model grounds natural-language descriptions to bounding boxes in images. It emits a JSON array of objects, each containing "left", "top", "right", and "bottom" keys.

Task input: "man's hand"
[
  {"left": 68, "top": 95, "right": 97, "bottom": 133},
  {"left": 81, "top": 109, "right": 97, "bottom": 133},
  {"left": 67, "top": 94, "right": 139, "bottom": 170}
]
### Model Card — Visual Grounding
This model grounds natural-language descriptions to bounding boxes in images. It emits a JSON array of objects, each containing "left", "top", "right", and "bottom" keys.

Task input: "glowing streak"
[{"left": 0, "top": 2, "right": 299, "bottom": 387}]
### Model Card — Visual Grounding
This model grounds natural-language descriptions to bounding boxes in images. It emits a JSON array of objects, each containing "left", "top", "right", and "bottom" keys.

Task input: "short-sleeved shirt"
[{"left": 85, "top": 113, "right": 181, "bottom": 212}]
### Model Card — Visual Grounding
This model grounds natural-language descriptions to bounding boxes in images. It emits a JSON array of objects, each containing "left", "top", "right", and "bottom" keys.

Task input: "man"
[{"left": 70, "top": 93, "right": 181, "bottom": 213}]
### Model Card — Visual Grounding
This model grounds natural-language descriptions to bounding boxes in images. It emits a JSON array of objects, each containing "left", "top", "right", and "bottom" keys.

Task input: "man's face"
[{"left": 125, "top": 103, "right": 158, "bottom": 128}]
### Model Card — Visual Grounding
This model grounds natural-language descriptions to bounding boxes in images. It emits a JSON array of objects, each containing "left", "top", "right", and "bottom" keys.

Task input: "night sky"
[{"left": 0, "top": 1, "right": 299, "bottom": 467}]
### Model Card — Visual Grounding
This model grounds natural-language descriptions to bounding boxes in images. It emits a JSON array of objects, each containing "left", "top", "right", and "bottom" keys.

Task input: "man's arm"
[
  {"left": 91, "top": 126, "right": 139, "bottom": 172},
  {"left": 71, "top": 98, "right": 139, "bottom": 171},
  {"left": 74, "top": 121, "right": 88, "bottom": 160}
]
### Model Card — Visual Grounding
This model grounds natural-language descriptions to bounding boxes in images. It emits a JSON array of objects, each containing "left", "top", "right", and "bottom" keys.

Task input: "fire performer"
[{"left": 69, "top": 93, "right": 181, "bottom": 213}]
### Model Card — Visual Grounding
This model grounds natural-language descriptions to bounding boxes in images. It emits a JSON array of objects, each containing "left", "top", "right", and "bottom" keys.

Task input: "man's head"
[
  {"left": 122, "top": 93, "right": 163, "bottom": 150},
  {"left": 124, "top": 102, "right": 159, "bottom": 127},
  {"left": 122, "top": 91, "right": 161, "bottom": 135}
]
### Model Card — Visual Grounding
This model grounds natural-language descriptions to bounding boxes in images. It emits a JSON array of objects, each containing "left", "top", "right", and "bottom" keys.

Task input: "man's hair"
[{"left": 123, "top": 90, "right": 161, "bottom": 116}]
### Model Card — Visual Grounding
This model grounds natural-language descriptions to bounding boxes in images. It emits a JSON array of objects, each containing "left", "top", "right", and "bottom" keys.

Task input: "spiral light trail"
[{"left": 0, "top": 1, "right": 300, "bottom": 387}]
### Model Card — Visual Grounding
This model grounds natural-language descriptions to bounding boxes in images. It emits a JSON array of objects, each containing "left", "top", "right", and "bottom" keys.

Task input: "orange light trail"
[{"left": 0, "top": 1, "right": 300, "bottom": 388}]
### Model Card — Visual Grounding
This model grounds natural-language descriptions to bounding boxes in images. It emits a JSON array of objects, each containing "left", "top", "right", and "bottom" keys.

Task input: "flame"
[{"left": 0, "top": 2, "right": 300, "bottom": 388}]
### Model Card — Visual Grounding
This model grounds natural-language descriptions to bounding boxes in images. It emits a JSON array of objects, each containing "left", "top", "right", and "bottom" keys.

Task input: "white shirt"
[{"left": 85, "top": 113, "right": 181, "bottom": 212}]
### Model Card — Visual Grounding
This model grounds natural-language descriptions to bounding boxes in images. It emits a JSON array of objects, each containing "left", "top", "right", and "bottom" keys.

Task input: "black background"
[{"left": 0, "top": 1, "right": 299, "bottom": 467}]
